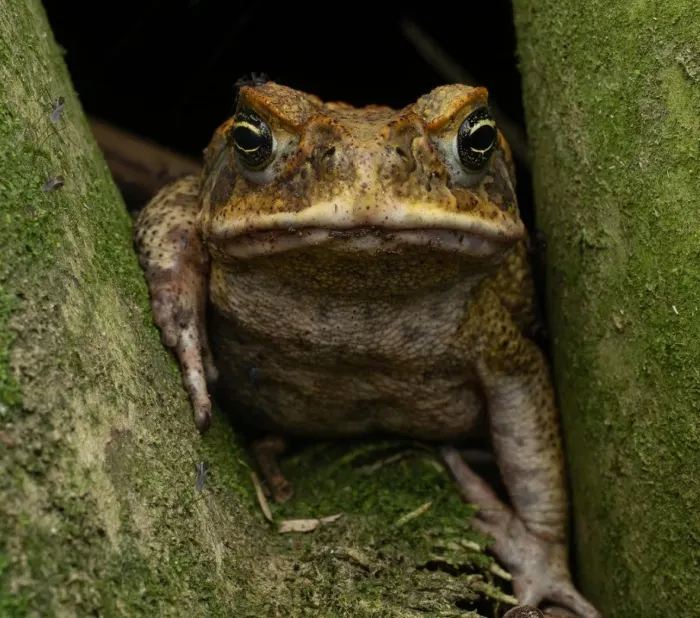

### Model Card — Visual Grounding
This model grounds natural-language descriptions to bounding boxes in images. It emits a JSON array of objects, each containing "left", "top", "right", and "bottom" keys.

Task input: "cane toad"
[{"left": 134, "top": 80, "right": 599, "bottom": 618}]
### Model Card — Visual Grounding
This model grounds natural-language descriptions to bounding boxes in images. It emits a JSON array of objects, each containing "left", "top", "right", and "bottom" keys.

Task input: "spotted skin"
[
  {"left": 504, "top": 606, "right": 544, "bottom": 618},
  {"left": 133, "top": 81, "right": 599, "bottom": 618},
  {"left": 503, "top": 602, "right": 582, "bottom": 617},
  {"left": 134, "top": 177, "right": 218, "bottom": 430}
]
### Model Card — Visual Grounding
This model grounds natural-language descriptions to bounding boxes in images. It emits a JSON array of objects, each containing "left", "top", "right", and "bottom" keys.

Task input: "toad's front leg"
[
  {"left": 450, "top": 290, "right": 600, "bottom": 618},
  {"left": 134, "top": 175, "right": 218, "bottom": 431}
]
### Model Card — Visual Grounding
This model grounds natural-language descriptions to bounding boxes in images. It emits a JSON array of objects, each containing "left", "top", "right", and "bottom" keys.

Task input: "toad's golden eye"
[
  {"left": 231, "top": 108, "right": 274, "bottom": 169},
  {"left": 457, "top": 107, "right": 497, "bottom": 172}
]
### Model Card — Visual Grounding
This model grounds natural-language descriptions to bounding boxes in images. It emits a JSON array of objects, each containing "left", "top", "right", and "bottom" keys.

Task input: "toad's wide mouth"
[
  {"left": 202, "top": 201, "right": 526, "bottom": 258},
  {"left": 214, "top": 226, "right": 517, "bottom": 258}
]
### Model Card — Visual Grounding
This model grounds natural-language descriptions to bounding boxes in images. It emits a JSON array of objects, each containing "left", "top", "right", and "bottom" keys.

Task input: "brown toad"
[{"left": 133, "top": 79, "right": 599, "bottom": 617}]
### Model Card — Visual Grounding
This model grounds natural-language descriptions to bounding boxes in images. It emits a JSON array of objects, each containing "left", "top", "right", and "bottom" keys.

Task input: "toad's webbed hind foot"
[
  {"left": 440, "top": 446, "right": 601, "bottom": 618},
  {"left": 504, "top": 607, "right": 544, "bottom": 618},
  {"left": 251, "top": 435, "right": 293, "bottom": 504},
  {"left": 504, "top": 605, "right": 580, "bottom": 618}
]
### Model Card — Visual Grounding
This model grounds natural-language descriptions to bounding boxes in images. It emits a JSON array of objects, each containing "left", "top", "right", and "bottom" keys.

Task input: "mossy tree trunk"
[
  {"left": 0, "top": 2, "right": 514, "bottom": 617},
  {"left": 512, "top": 2, "right": 700, "bottom": 617}
]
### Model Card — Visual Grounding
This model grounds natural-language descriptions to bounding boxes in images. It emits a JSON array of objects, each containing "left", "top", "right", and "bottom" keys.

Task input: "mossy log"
[
  {"left": 0, "top": 2, "right": 514, "bottom": 616},
  {"left": 512, "top": 2, "right": 700, "bottom": 617}
]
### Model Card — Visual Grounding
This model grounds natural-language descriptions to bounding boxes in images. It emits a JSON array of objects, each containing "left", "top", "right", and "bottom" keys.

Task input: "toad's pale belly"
[
  {"left": 207, "top": 265, "right": 487, "bottom": 440},
  {"left": 211, "top": 329, "right": 486, "bottom": 439}
]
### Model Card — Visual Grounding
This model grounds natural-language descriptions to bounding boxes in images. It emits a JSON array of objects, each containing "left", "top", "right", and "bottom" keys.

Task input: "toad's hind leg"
[
  {"left": 134, "top": 175, "right": 218, "bottom": 431},
  {"left": 440, "top": 447, "right": 599, "bottom": 618},
  {"left": 455, "top": 285, "right": 600, "bottom": 617},
  {"left": 251, "top": 436, "right": 294, "bottom": 504}
]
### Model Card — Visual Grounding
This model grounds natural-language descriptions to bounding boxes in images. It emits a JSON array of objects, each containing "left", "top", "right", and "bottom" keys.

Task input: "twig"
[
  {"left": 250, "top": 471, "right": 273, "bottom": 522},
  {"left": 88, "top": 116, "right": 202, "bottom": 203},
  {"left": 395, "top": 501, "right": 433, "bottom": 526},
  {"left": 460, "top": 539, "right": 484, "bottom": 552},
  {"left": 490, "top": 562, "right": 513, "bottom": 580}
]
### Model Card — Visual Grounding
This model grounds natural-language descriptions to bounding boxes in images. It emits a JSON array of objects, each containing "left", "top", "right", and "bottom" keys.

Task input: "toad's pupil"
[
  {"left": 469, "top": 125, "right": 495, "bottom": 152},
  {"left": 234, "top": 125, "right": 261, "bottom": 151}
]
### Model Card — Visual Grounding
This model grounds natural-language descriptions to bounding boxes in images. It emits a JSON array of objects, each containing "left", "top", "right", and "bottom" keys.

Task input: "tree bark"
[
  {"left": 0, "top": 2, "right": 511, "bottom": 616},
  {"left": 512, "top": 2, "right": 700, "bottom": 617}
]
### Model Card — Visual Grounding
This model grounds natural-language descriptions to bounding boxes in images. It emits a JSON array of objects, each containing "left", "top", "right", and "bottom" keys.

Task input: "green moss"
[
  {"left": 0, "top": 2, "right": 504, "bottom": 617},
  {"left": 226, "top": 439, "right": 513, "bottom": 617},
  {"left": 0, "top": 288, "right": 20, "bottom": 410},
  {"left": 0, "top": 551, "right": 31, "bottom": 616},
  {"left": 513, "top": 1, "right": 700, "bottom": 616}
]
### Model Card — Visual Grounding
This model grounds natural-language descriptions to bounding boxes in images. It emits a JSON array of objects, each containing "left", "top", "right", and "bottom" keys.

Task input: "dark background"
[{"left": 42, "top": 1, "right": 527, "bottom": 161}]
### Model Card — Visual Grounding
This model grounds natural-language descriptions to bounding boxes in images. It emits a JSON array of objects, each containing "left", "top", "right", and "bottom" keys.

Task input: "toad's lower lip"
[
  {"left": 240, "top": 225, "right": 514, "bottom": 242},
  {"left": 213, "top": 226, "right": 518, "bottom": 258}
]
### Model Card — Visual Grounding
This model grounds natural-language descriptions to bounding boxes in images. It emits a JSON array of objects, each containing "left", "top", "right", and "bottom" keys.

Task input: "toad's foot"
[
  {"left": 149, "top": 270, "right": 219, "bottom": 432},
  {"left": 133, "top": 175, "right": 218, "bottom": 432},
  {"left": 504, "top": 607, "right": 544, "bottom": 618},
  {"left": 440, "top": 446, "right": 601, "bottom": 618},
  {"left": 504, "top": 605, "right": 581, "bottom": 618},
  {"left": 251, "top": 436, "right": 293, "bottom": 504},
  {"left": 541, "top": 608, "right": 585, "bottom": 617}
]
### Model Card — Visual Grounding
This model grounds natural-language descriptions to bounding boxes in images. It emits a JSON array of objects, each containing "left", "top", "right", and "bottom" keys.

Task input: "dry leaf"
[{"left": 279, "top": 513, "right": 342, "bottom": 534}]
